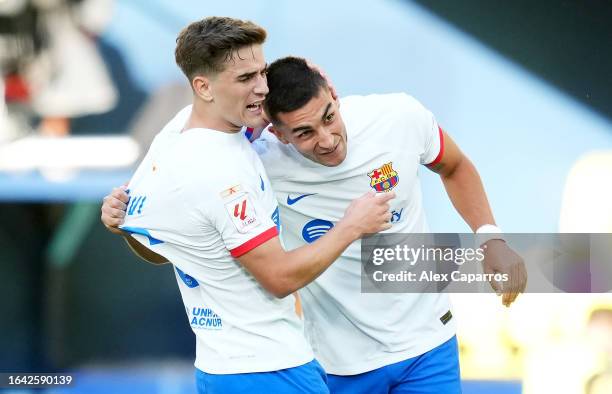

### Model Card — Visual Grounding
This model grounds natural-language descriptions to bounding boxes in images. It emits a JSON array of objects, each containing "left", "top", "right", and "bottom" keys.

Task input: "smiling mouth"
[
  {"left": 319, "top": 142, "right": 339, "bottom": 155},
  {"left": 246, "top": 103, "right": 262, "bottom": 112}
]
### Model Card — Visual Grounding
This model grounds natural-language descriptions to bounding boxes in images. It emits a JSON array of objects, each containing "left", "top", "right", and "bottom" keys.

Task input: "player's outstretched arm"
[
  {"left": 101, "top": 186, "right": 169, "bottom": 265},
  {"left": 237, "top": 191, "right": 394, "bottom": 298},
  {"left": 427, "top": 131, "right": 527, "bottom": 306}
]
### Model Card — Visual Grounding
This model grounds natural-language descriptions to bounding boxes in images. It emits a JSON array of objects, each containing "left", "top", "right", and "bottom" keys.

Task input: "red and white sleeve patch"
[
  {"left": 224, "top": 193, "right": 260, "bottom": 234},
  {"left": 428, "top": 126, "right": 445, "bottom": 166},
  {"left": 230, "top": 227, "right": 278, "bottom": 258}
]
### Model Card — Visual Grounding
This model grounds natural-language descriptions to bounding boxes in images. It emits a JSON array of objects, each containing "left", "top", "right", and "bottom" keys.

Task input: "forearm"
[
  {"left": 253, "top": 222, "right": 358, "bottom": 298},
  {"left": 238, "top": 191, "right": 392, "bottom": 298},
  {"left": 441, "top": 156, "right": 495, "bottom": 232},
  {"left": 282, "top": 222, "right": 357, "bottom": 292},
  {"left": 122, "top": 234, "right": 169, "bottom": 265}
]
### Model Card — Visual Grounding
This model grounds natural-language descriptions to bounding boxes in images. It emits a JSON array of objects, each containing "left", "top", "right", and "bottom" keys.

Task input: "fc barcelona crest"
[{"left": 368, "top": 162, "right": 399, "bottom": 192}]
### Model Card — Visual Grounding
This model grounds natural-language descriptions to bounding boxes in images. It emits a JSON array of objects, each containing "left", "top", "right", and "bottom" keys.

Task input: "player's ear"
[
  {"left": 192, "top": 75, "right": 213, "bottom": 102},
  {"left": 269, "top": 126, "right": 290, "bottom": 144}
]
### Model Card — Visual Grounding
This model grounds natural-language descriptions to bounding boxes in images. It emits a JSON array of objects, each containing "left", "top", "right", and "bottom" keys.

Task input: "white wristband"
[{"left": 475, "top": 224, "right": 505, "bottom": 247}]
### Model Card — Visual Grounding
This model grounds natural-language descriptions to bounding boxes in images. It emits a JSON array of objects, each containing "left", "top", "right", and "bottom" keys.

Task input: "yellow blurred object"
[
  {"left": 454, "top": 293, "right": 612, "bottom": 393},
  {"left": 559, "top": 151, "right": 612, "bottom": 232}
]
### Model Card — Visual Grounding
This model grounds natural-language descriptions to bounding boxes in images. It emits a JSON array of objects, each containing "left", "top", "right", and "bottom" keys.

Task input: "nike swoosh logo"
[{"left": 286, "top": 193, "right": 317, "bottom": 205}]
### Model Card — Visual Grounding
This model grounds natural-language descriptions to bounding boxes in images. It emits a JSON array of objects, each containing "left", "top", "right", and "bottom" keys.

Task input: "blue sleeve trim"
[{"left": 122, "top": 226, "right": 165, "bottom": 246}]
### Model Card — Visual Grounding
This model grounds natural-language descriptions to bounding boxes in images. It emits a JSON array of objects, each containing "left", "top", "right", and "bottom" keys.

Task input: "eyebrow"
[
  {"left": 321, "top": 102, "right": 333, "bottom": 121},
  {"left": 291, "top": 102, "right": 333, "bottom": 133},
  {"left": 236, "top": 64, "right": 267, "bottom": 80}
]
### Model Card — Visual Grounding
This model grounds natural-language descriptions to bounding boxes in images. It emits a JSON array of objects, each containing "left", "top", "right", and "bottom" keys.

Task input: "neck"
[{"left": 184, "top": 98, "right": 242, "bottom": 133}]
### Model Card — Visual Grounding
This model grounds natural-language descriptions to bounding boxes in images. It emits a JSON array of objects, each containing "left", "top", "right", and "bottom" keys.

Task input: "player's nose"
[
  {"left": 253, "top": 74, "right": 268, "bottom": 96},
  {"left": 317, "top": 129, "right": 335, "bottom": 150}
]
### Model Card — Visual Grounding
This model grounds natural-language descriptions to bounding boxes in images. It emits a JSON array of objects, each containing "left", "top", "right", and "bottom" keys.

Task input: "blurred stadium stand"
[{"left": 413, "top": 0, "right": 612, "bottom": 122}]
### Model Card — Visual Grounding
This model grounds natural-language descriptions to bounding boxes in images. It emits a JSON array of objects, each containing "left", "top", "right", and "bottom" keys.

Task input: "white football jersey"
[
  {"left": 121, "top": 109, "right": 313, "bottom": 374},
  {"left": 255, "top": 93, "right": 456, "bottom": 375}
]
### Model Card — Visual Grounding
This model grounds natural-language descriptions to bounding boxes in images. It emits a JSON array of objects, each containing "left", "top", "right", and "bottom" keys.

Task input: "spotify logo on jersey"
[{"left": 302, "top": 219, "right": 334, "bottom": 243}]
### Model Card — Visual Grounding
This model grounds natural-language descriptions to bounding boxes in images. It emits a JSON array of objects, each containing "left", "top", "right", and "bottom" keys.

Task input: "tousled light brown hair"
[{"left": 175, "top": 16, "right": 267, "bottom": 82}]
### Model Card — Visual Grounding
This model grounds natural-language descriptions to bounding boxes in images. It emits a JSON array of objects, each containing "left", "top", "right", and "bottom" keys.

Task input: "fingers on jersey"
[
  {"left": 103, "top": 195, "right": 127, "bottom": 213},
  {"left": 342, "top": 191, "right": 396, "bottom": 236},
  {"left": 111, "top": 186, "right": 130, "bottom": 205},
  {"left": 101, "top": 188, "right": 129, "bottom": 231},
  {"left": 101, "top": 202, "right": 126, "bottom": 232},
  {"left": 101, "top": 205, "right": 126, "bottom": 222}
]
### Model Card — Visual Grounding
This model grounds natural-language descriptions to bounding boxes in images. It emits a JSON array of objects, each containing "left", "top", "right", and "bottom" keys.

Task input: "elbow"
[
  {"left": 268, "top": 284, "right": 295, "bottom": 299},
  {"left": 441, "top": 154, "right": 473, "bottom": 180},
  {"left": 271, "top": 289, "right": 293, "bottom": 299},
  {"left": 263, "top": 278, "right": 297, "bottom": 299},
  {"left": 440, "top": 156, "right": 463, "bottom": 179}
]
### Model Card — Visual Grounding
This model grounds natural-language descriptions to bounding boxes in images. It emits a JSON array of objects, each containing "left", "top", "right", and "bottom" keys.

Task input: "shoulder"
[
  {"left": 151, "top": 105, "right": 192, "bottom": 144},
  {"left": 162, "top": 105, "right": 192, "bottom": 134},
  {"left": 142, "top": 105, "right": 192, "bottom": 157},
  {"left": 252, "top": 129, "right": 305, "bottom": 181},
  {"left": 339, "top": 93, "right": 431, "bottom": 137},
  {"left": 170, "top": 139, "right": 263, "bottom": 210},
  {"left": 179, "top": 134, "right": 255, "bottom": 172},
  {"left": 340, "top": 93, "right": 427, "bottom": 121},
  {"left": 251, "top": 128, "right": 276, "bottom": 156},
  {"left": 253, "top": 129, "right": 292, "bottom": 165},
  {"left": 340, "top": 92, "right": 418, "bottom": 107}
]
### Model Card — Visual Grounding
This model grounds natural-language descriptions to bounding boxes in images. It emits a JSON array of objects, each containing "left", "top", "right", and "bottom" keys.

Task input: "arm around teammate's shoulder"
[{"left": 237, "top": 191, "right": 395, "bottom": 298}]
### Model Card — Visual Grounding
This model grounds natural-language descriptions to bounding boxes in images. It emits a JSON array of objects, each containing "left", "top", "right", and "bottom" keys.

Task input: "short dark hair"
[
  {"left": 264, "top": 56, "right": 328, "bottom": 124},
  {"left": 175, "top": 16, "right": 267, "bottom": 82}
]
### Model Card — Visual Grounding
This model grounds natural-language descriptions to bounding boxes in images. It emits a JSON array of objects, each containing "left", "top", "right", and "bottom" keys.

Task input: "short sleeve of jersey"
[
  {"left": 185, "top": 154, "right": 278, "bottom": 259},
  {"left": 206, "top": 189, "right": 278, "bottom": 258},
  {"left": 396, "top": 94, "right": 444, "bottom": 166}
]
